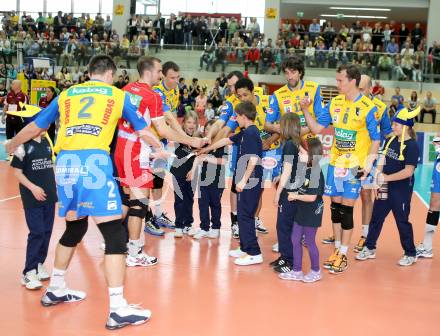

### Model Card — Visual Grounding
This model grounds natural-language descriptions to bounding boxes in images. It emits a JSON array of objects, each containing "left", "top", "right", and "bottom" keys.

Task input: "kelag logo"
[
  {"left": 68, "top": 86, "right": 112, "bottom": 96},
  {"left": 334, "top": 128, "right": 356, "bottom": 140}
]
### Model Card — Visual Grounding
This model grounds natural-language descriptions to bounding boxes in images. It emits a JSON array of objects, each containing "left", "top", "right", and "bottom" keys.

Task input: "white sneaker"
[
  {"left": 355, "top": 247, "right": 377, "bottom": 261},
  {"left": 229, "top": 248, "right": 246, "bottom": 258},
  {"left": 398, "top": 255, "right": 417, "bottom": 267},
  {"left": 416, "top": 244, "right": 433, "bottom": 258},
  {"left": 106, "top": 302, "right": 152, "bottom": 330},
  {"left": 184, "top": 227, "right": 197, "bottom": 236},
  {"left": 272, "top": 243, "right": 279, "bottom": 253},
  {"left": 174, "top": 228, "right": 184, "bottom": 238},
  {"left": 208, "top": 229, "right": 220, "bottom": 239},
  {"left": 41, "top": 286, "right": 86, "bottom": 306},
  {"left": 21, "top": 270, "right": 43, "bottom": 290},
  {"left": 37, "top": 263, "right": 50, "bottom": 281},
  {"left": 255, "top": 217, "right": 268, "bottom": 234},
  {"left": 234, "top": 254, "right": 263, "bottom": 266},
  {"left": 126, "top": 253, "right": 158, "bottom": 267},
  {"left": 193, "top": 230, "right": 209, "bottom": 239}
]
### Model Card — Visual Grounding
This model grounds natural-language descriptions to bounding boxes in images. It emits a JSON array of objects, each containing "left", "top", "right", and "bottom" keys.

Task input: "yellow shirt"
[
  {"left": 153, "top": 81, "right": 180, "bottom": 113},
  {"left": 319, "top": 94, "right": 380, "bottom": 168},
  {"left": 33, "top": 81, "right": 147, "bottom": 153}
]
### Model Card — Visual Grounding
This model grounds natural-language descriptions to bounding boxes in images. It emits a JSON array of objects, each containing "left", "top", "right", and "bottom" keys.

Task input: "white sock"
[
  {"left": 109, "top": 286, "right": 126, "bottom": 310},
  {"left": 155, "top": 203, "right": 163, "bottom": 217},
  {"left": 128, "top": 240, "right": 141, "bottom": 257},
  {"left": 362, "top": 225, "right": 369, "bottom": 237},
  {"left": 422, "top": 224, "right": 437, "bottom": 250},
  {"left": 335, "top": 240, "right": 341, "bottom": 249},
  {"left": 340, "top": 245, "right": 348, "bottom": 255},
  {"left": 49, "top": 268, "right": 66, "bottom": 289}
]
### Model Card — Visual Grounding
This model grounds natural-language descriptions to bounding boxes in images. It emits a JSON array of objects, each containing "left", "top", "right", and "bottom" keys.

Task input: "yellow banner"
[
  {"left": 114, "top": 4, "right": 124, "bottom": 16},
  {"left": 17, "top": 73, "right": 28, "bottom": 94},
  {"left": 30, "top": 80, "right": 56, "bottom": 105}
]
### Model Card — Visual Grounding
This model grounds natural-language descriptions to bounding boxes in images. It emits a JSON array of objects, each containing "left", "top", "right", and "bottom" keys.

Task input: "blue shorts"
[
  {"left": 431, "top": 159, "right": 440, "bottom": 193},
  {"left": 324, "top": 164, "right": 362, "bottom": 200},
  {"left": 55, "top": 150, "right": 122, "bottom": 218},
  {"left": 262, "top": 147, "right": 282, "bottom": 181}
]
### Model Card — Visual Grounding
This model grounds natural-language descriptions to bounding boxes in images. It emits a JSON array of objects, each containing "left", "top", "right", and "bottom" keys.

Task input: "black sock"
[
  {"left": 230, "top": 212, "right": 237, "bottom": 224},
  {"left": 145, "top": 208, "right": 153, "bottom": 221}
]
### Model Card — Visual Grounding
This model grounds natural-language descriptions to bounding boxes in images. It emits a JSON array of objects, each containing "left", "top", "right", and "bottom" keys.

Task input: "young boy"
[
  {"left": 205, "top": 102, "right": 215, "bottom": 122},
  {"left": 200, "top": 101, "right": 263, "bottom": 265},
  {"left": 10, "top": 109, "right": 57, "bottom": 290}
]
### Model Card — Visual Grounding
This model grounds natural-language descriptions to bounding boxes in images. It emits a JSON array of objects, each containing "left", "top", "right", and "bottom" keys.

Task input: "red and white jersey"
[{"left": 118, "top": 81, "right": 165, "bottom": 144}]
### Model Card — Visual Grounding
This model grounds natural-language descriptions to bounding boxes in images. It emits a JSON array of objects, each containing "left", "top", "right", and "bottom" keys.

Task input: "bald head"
[
  {"left": 11, "top": 80, "right": 22, "bottom": 94},
  {"left": 358, "top": 75, "right": 372, "bottom": 96}
]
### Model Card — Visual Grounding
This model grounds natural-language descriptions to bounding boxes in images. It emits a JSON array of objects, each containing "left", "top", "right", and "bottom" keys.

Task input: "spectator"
[
  {"left": 389, "top": 98, "right": 400, "bottom": 119},
  {"left": 209, "top": 87, "right": 223, "bottom": 110},
  {"left": 371, "top": 22, "right": 383, "bottom": 50},
  {"left": 260, "top": 46, "right": 274, "bottom": 74},
  {"left": 205, "top": 101, "right": 215, "bottom": 121},
  {"left": 212, "top": 43, "right": 228, "bottom": 72},
  {"left": 375, "top": 53, "right": 394, "bottom": 80},
  {"left": 244, "top": 42, "right": 260, "bottom": 73},
  {"left": 400, "top": 42, "right": 414, "bottom": 57},
  {"left": 386, "top": 37, "right": 399, "bottom": 54},
  {"left": 72, "top": 67, "right": 81, "bottom": 83},
  {"left": 308, "top": 18, "right": 320, "bottom": 42},
  {"left": 247, "top": 17, "right": 260, "bottom": 39},
  {"left": 407, "top": 91, "right": 419, "bottom": 112},
  {"left": 104, "top": 15, "right": 112, "bottom": 35},
  {"left": 178, "top": 78, "right": 188, "bottom": 94},
  {"left": 305, "top": 41, "right": 316, "bottom": 67},
  {"left": 114, "top": 75, "right": 125, "bottom": 89},
  {"left": 420, "top": 91, "right": 438, "bottom": 123},
  {"left": 199, "top": 47, "right": 214, "bottom": 71},
  {"left": 315, "top": 39, "right": 327, "bottom": 68},
  {"left": 190, "top": 78, "right": 201, "bottom": 100},
  {"left": 178, "top": 88, "right": 193, "bottom": 118},
  {"left": 394, "top": 58, "right": 407, "bottom": 81},
  {"left": 392, "top": 87, "right": 405, "bottom": 110},
  {"left": 195, "top": 87, "right": 208, "bottom": 125},
  {"left": 399, "top": 23, "right": 409, "bottom": 46},
  {"left": 2, "top": 79, "right": 28, "bottom": 140},
  {"left": 183, "top": 15, "right": 194, "bottom": 48},
  {"left": 60, "top": 36, "right": 76, "bottom": 66},
  {"left": 372, "top": 80, "right": 385, "bottom": 98}
]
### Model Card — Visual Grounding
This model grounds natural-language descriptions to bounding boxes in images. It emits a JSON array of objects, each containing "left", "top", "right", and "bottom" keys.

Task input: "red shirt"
[
  {"left": 246, "top": 48, "right": 260, "bottom": 62},
  {"left": 38, "top": 96, "right": 55, "bottom": 108},
  {"left": 6, "top": 90, "right": 29, "bottom": 112},
  {"left": 372, "top": 85, "right": 385, "bottom": 97},
  {"left": 118, "top": 81, "right": 164, "bottom": 144}
]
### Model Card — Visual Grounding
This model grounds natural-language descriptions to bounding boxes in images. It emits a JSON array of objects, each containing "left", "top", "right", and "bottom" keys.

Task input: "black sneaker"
[
  {"left": 269, "top": 256, "right": 288, "bottom": 268},
  {"left": 273, "top": 263, "right": 293, "bottom": 273}
]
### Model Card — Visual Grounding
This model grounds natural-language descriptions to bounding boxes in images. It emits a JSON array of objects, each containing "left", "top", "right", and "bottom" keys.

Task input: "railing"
[{"left": 1, "top": 40, "right": 440, "bottom": 83}]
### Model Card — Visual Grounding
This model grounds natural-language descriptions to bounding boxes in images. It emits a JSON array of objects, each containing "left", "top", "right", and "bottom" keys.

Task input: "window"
[
  {"left": 19, "top": 0, "right": 44, "bottom": 18},
  {"left": 101, "top": 0, "right": 114, "bottom": 17},
  {"left": 47, "top": 0, "right": 72, "bottom": 15},
  {"left": 73, "top": 0, "right": 100, "bottom": 15}
]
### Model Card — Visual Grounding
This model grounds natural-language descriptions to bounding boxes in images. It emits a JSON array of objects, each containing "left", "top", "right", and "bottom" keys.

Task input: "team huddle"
[{"left": 5, "top": 54, "right": 440, "bottom": 330}]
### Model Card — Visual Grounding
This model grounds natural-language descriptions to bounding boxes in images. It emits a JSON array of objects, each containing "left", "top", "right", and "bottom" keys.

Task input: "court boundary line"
[
  {"left": 0, "top": 195, "right": 20, "bottom": 202},
  {"left": 414, "top": 191, "right": 429, "bottom": 208}
]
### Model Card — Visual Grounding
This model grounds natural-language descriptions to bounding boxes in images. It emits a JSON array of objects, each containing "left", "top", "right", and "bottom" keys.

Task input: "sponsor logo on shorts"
[
  {"left": 261, "top": 156, "right": 278, "bottom": 170},
  {"left": 107, "top": 200, "right": 118, "bottom": 211},
  {"left": 67, "top": 86, "right": 112, "bottom": 96},
  {"left": 266, "top": 107, "right": 274, "bottom": 114},
  {"left": 66, "top": 124, "right": 102, "bottom": 136}
]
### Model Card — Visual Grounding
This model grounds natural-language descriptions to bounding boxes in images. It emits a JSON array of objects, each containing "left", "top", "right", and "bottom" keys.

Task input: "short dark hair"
[
  {"left": 235, "top": 78, "right": 254, "bottom": 93},
  {"left": 337, "top": 64, "right": 361, "bottom": 86},
  {"left": 137, "top": 56, "right": 161, "bottom": 76},
  {"left": 226, "top": 70, "right": 244, "bottom": 81},
  {"left": 162, "top": 61, "right": 179, "bottom": 76},
  {"left": 281, "top": 56, "right": 305, "bottom": 79},
  {"left": 88, "top": 55, "right": 116, "bottom": 75},
  {"left": 235, "top": 101, "right": 257, "bottom": 121}
]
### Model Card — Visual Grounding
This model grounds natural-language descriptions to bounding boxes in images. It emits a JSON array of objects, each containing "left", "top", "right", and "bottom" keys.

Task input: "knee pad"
[
  {"left": 426, "top": 210, "right": 440, "bottom": 226},
  {"left": 128, "top": 198, "right": 149, "bottom": 219},
  {"left": 59, "top": 217, "right": 89, "bottom": 248},
  {"left": 121, "top": 192, "right": 130, "bottom": 207},
  {"left": 330, "top": 202, "right": 342, "bottom": 224},
  {"left": 340, "top": 205, "right": 354, "bottom": 230},
  {"left": 97, "top": 219, "right": 127, "bottom": 255}
]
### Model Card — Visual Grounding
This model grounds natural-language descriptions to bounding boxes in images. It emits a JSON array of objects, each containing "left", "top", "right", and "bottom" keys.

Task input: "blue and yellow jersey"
[
  {"left": 372, "top": 96, "right": 392, "bottom": 139},
  {"left": 266, "top": 80, "right": 322, "bottom": 129},
  {"left": 34, "top": 81, "right": 147, "bottom": 153},
  {"left": 219, "top": 93, "right": 240, "bottom": 125},
  {"left": 226, "top": 94, "right": 280, "bottom": 151},
  {"left": 153, "top": 81, "right": 180, "bottom": 113},
  {"left": 317, "top": 94, "right": 380, "bottom": 168}
]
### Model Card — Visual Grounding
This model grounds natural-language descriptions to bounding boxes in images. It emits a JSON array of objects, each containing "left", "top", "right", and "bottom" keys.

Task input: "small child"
[
  {"left": 170, "top": 111, "right": 200, "bottom": 238},
  {"left": 205, "top": 102, "right": 215, "bottom": 122},
  {"left": 189, "top": 119, "right": 226, "bottom": 239},
  {"left": 279, "top": 138, "right": 325, "bottom": 283},
  {"left": 200, "top": 101, "right": 263, "bottom": 265},
  {"left": 11, "top": 130, "right": 57, "bottom": 290},
  {"left": 356, "top": 107, "right": 420, "bottom": 266}
]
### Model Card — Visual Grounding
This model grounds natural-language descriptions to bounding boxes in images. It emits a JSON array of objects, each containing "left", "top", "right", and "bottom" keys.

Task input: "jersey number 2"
[{"left": 78, "top": 96, "right": 95, "bottom": 119}]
